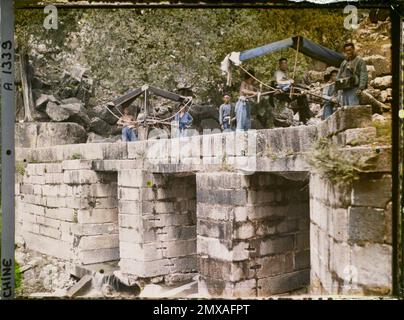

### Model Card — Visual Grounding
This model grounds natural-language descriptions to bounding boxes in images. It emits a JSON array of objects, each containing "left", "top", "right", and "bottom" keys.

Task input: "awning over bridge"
[{"left": 221, "top": 36, "right": 345, "bottom": 77}]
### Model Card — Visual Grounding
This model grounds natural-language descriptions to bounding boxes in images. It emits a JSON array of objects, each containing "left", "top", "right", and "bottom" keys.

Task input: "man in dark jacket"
[
  {"left": 219, "top": 93, "right": 233, "bottom": 131},
  {"left": 322, "top": 69, "right": 338, "bottom": 119},
  {"left": 336, "top": 42, "right": 368, "bottom": 106}
]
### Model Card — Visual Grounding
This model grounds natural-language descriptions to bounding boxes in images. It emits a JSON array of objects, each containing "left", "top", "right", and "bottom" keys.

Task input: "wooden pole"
[
  {"left": 290, "top": 36, "right": 300, "bottom": 99},
  {"left": 20, "top": 53, "right": 33, "bottom": 122}
]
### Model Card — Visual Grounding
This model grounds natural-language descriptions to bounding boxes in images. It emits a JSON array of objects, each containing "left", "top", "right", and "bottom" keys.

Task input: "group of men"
[
  {"left": 118, "top": 42, "right": 368, "bottom": 140},
  {"left": 117, "top": 103, "right": 193, "bottom": 142},
  {"left": 219, "top": 42, "right": 368, "bottom": 131}
]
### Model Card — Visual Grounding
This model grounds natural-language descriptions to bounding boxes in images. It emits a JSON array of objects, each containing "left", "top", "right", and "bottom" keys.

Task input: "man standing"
[
  {"left": 235, "top": 71, "right": 257, "bottom": 131},
  {"left": 175, "top": 104, "right": 193, "bottom": 137},
  {"left": 274, "top": 58, "right": 312, "bottom": 124},
  {"left": 322, "top": 69, "right": 339, "bottom": 120},
  {"left": 117, "top": 105, "right": 138, "bottom": 142},
  {"left": 336, "top": 42, "right": 368, "bottom": 106},
  {"left": 219, "top": 93, "right": 233, "bottom": 131}
]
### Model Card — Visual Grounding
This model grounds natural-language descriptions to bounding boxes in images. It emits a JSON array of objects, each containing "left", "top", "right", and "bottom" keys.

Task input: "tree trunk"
[{"left": 20, "top": 52, "right": 34, "bottom": 122}]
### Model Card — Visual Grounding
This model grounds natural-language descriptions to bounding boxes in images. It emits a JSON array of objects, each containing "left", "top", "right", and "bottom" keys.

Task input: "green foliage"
[
  {"left": 71, "top": 153, "right": 82, "bottom": 160},
  {"left": 15, "top": 9, "right": 83, "bottom": 53},
  {"left": 16, "top": 162, "right": 25, "bottom": 176},
  {"left": 220, "top": 152, "right": 235, "bottom": 172},
  {"left": 306, "top": 138, "right": 378, "bottom": 186},
  {"left": 371, "top": 116, "right": 391, "bottom": 145},
  {"left": 14, "top": 262, "right": 22, "bottom": 289},
  {"left": 15, "top": 8, "right": 352, "bottom": 107}
]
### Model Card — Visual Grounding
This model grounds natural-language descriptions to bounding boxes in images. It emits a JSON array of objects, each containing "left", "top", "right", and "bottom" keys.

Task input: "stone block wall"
[
  {"left": 196, "top": 172, "right": 310, "bottom": 298},
  {"left": 117, "top": 170, "right": 197, "bottom": 283},
  {"left": 13, "top": 106, "right": 393, "bottom": 296},
  {"left": 15, "top": 160, "right": 119, "bottom": 265},
  {"left": 310, "top": 173, "right": 392, "bottom": 295}
]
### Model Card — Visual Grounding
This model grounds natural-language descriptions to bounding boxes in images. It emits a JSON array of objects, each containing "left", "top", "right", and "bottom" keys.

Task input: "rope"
[
  {"left": 238, "top": 64, "right": 278, "bottom": 91},
  {"left": 158, "top": 97, "right": 194, "bottom": 123},
  {"left": 115, "top": 105, "right": 123, "bottom": 117},
  {"left": 104, "top": 104, "right": 122, "bottom": 120},
  {"left": 103, "top": 94, "right": 194, "bottom": 128}
]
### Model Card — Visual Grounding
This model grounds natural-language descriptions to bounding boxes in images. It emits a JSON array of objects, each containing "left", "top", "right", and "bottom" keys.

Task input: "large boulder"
[
  {"left": 45, "top": 101, "right": 91, "bottom": 128},
  {"left": 35, "top": 94, "right": 58, "bottom": 111},
  {"left": 61, "top": 103, "right": 91, "bottom": 128},
  {"left": 363, "top": 55, "right": 391, "bottom": 77},
  {"left": 56, "top": 66, "right": 94, "bottom": 106},
  {"left": 273, "top": 106, "right": 294, "bottom": 127},
  {"left": 46, "top": 101, "right": 70, "bottom": 121},
  {"left": 15, "top": 122, "right": 87, "bottom": 148},
  {"left": 370, "top": 76, "right": 392, "bottom": 90},
  {"left": 89, "top": 117, "right": 113, "bottom": 136},
  {"left": 61, "top": 97, "right": 82, "bottom": 105},
  {"left": 100, "top": 105, "right": 120, "bottom": 125},
  {"left": 36, "top": 122, "right": 87, "bottom": 147},
  {"left": 189, "top": 104, "right": 219, "bottom": 131},
  {"left": 366, "top": 65, "right": 376, "bottom": 81},
  {"left": 199, "top": 118, "right": 219, "bottom": 131}
]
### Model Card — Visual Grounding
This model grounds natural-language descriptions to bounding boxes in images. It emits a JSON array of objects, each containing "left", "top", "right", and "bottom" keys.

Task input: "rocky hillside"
[{"left": 12, "top": 8, "right": 392, "bottom": 147}]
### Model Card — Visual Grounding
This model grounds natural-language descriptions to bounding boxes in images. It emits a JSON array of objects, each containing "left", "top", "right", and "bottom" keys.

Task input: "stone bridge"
[{"left": 14, "top": 105, "right": 392, "bottom": 297}]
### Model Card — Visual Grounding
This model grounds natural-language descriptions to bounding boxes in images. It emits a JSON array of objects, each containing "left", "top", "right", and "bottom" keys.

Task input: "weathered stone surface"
[
  {"left": 342, "top": 127, "right": 377, "bottom": 146},
  {"left": 257, "top": 269, "right": 309, "bottom": 296},
  {"left": 363, "top": 55, "right": 390, "bottom": 77},
  {"left": 351, "top": 174, "right": 391, "bottom": 208},
  {"left": 370, "top": 76, "right": 392, "bottom": 90},
  {"left": 66, "top": 275, "right": 92, "bottom": 297},
  {"left": 35, "top": 93, "right": 58, "bottom": 111},
  {"left": 78, "top": 234, "right": 119, "bottom": 250},
  {"left": 348, "top": 207, "right": 388, "bottom": 244},
  {"left": 196, "top": 172, "right": 249, "bottom": 190},
  {"left": 318, "top": 105, "right": 372, "bottom": 137},
  {"left": 89, "top": 117, "right": 112, "bottom": 136},
  {"left": 62, "top": 159, "right": 93, "bottom": 170},
  {"left": 71, "top": 223, "right": 118, "bottom": 236},
  {"left": 256, "top": 125, "right": 318, "bottom": 156},
  {"left": 46, "top": 101, "right": 71, "bottom": 121},
  {"left": 197, "top": 189, "right": 247, "bottom": 206},
  {"left": 119, "top": 256, "right": 196, "bottom": 278},
  {"left": 15, "top": 122, "right": 39, "bottom": 148},
  {"left": 63, "top": 170, "right": 100, "bottom": 184},
  {"left": 87, "top": 132, "right": 120, "bottom": 143},
  {"left": 78, "top": 248, "right": 119, "bottom": 265},
  {"left": 198, "top": 275, "right": 256, "bottom": 298},
  {"left": 14, "top": 105, "right": 392, "bottom": 297},
  {"left": 60, "top": 102, "right": 91, "bottom": 128},
  {"left": 37, "top": 123, "right": 87, "bottom": 147},
  {"left": 45, "top": 208, "right": 76, "bottom": 222},
  {"left": 22, "top": 232, "right": 72, "bottom": 260},
  {"left": 198, "top": 257, "right": 251, "bottom": 282},
  {"left": 77, "top": 208, "right": 118, "bottom": 224},
  {"left": 294, "top": 250, "right": 310, "bottom": 270},
  {"left": 197, "top": 219, "right": 233, "bottom": 240},
  {"left": 351, "top": 244, "right": 392, "bottom": 289},
  {"left": 197, "top": 203, "right": 234, "bottom": 221}
]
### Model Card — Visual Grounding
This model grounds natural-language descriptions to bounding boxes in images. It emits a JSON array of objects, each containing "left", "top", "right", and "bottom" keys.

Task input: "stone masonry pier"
[{"left": 14, "top": 106, "right": 392, "bottom": 297}]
